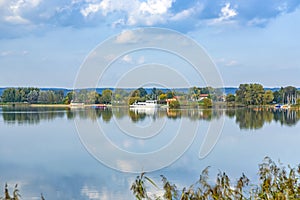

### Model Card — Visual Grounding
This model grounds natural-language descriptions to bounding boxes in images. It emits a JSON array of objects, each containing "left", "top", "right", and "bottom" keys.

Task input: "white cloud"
[
  {"left": 171, "top": 3, "right": 203, "bottom": 21},
  {"left": 121, "top": 55, "right": 145, "bottom": 64},
  {"left": 115, "top": 30, "right": 138, "bottom": 43},
  {"left": 210, "top": 3, "right": 238, "bottom": 25},
  {"left": 220, "top": 3, "right": 238, "bottom": 20},
  {"left": 225, "top": 60, "right": 238, "bottom": 66},
  {"left": 80, "top": 0, "right": 174, "bottom": 26},
  {"left": 171, "top": 9, "right": 194, "bottom": 21},
  {"left": 4, "top": 15, "right": 29, "bottom": 24},
  {"left": 139, "top": 0, "right": 172, "bottom": 15},
  {"left": 122, "top": 54, "right": 132, "bottom": 63},
  {"left": 216, "top": 58, "right": 239, "bottom": 67},
  {"left": 247, "top": 17, "right": 268, "bottom": 26},
  {"left": 2, "top": 0, "right": 42, "bottom": 24}
]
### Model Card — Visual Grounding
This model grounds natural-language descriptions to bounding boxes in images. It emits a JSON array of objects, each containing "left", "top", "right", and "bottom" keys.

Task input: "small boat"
[
  {"left": 129, "top": 100, "right": 158, "bottom": 108},
  {"left": 274, "top": 104, "right": 282, "bottom": 109},
  {"left": 274, "top": 104, "right": 290, "bottom": 110}
]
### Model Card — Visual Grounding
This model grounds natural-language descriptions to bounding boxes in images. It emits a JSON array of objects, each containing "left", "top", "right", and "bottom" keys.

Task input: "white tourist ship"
[{"left": 129, "top": 100, "right": 158, "bottom": 108}]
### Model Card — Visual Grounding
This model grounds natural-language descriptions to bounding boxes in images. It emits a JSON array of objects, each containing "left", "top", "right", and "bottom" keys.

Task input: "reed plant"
[{"left": 131, "top": 157, "right": 300, "bottom": 200}]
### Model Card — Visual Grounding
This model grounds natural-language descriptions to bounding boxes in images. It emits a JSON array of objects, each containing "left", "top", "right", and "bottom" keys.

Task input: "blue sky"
[{"left": 0, "top": 0, "right": 300, "bottom": 88}]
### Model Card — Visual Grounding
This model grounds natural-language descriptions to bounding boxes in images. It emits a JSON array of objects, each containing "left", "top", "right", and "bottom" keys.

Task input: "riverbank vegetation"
[
  {"left": 131, "top": 157, "right": 300, "bottom": 199},
  {"left": 0, "top": 84, "right": 299, "bottom": 108}
]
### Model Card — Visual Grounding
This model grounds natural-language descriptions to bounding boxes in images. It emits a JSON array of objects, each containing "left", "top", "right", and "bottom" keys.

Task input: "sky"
[{"left": 0, "top": 0, "right": 300, "bottom": 88}]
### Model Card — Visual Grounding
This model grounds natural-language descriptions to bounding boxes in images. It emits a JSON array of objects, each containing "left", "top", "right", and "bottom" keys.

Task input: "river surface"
[{"left": 0, "top": 106, "right": 300, "bottom": 199}]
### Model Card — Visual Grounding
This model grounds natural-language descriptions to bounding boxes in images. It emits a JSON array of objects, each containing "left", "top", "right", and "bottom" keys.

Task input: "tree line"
[
  {"left": 0, "top": 87, "right": 213, "bottom": 106},
  {"left": 0, "top": 88, "right": 113, "bottom": 105},
  {"left": 226, "top": 83, "right": 300, "bottom": 106},
  {"left": 1, "top": 84, "right": 299, "bottom": 106}
]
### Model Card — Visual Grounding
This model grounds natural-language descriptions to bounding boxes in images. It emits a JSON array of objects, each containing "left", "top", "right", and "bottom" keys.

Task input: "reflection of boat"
[
  {"left": 129, "top": 107, "right": 156, "bottom": 115},
  {"left": 129, "top": 100, "right": 158, "bottom": 115},
  {"left": 274, "top": 104, "right": 290, "bottom": 109},
  {"left": 281, "top": 104, "right": 290, "bottom": 109},
  {"left": 129, "top": 100, "right": 158, "bottom": 108}
]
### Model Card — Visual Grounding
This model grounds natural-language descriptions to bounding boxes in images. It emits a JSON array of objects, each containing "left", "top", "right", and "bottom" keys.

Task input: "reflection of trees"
[
  {"left": 235, "top": 109, "right": 265, "bottom": 130},
  {"left": 273, "top": 109, "right": 298, "bottom": 127},
  {"left": 225, "top": 109, "right": 235, "bottom": 119},
  {"left": 232, "top": 108, "right": 299, "bottom": 130},
  {"left": 2, "top": 106, "right": 66, "bottom": 124},
  {"left": 112, "top": 108, "right": 127, "bottom": 119},
  {"left": 101, "top": 109, "right": 113, "bottom": 122},
  {"left": 166, "top": 109, "right": 181, "bottom": 119},
  {"left": 2, "top": 106, "right": 299, "bottom": 128},
  {"left": 128, "top": 110, "right": 146, "bottom": 122}
]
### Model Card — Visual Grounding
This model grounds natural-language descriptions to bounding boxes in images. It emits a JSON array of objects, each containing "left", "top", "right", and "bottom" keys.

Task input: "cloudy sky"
[{"left": 0, "top": 0, "right": 300, "bottom": 88}]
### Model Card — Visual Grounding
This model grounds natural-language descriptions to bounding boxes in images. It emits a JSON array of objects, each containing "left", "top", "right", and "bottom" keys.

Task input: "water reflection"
[
  {"left": 231, "top": 108, "right": 300, "bottom": 129},
  {"left": 1, "top": 106, "right": 299, "bottom": 129}
]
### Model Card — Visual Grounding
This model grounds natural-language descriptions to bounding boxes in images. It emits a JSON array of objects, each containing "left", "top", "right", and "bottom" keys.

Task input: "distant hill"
[{"left": 0, "top": 87, "right": 298, "bottom": 96}]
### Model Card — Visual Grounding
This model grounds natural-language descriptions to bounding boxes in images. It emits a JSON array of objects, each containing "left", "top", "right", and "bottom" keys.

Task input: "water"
[{"left": 0, "top": 106, "right": 300, "bottom": 199}]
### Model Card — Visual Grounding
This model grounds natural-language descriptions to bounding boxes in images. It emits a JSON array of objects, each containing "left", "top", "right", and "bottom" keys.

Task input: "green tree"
[
  {"left": 235, "top": 83, "right": 265, "bottom": 105},
  {"left": 1, "top": 88, "right": 16, "bottom": 102},
  {"left": 202, "top": 98, "right": 213, "bottom": 108},
  {"left": 38, "top": 90, "right": 55, "bottom": 104},
  {"left": 14, "top": 88, "right": 26, "bottom": 102},
  {"left": 128, "top": 97, "right": 140, "bottom": 105},
  {"left": 166, "top": 90, "right": 175, "bottom": 99},
  {"left": 53, "top": 90, "right": 64, "bottom": 104},
  {"left": 235, "top": 84, "right": 249, "bottom": 104},
  {"left": 282, "top": 86, "right": 297, "bottom": 104},
  {"left": 150, "top": 87, "right": 157, "bottom": 100},
  {"left": 113, "top": 88, "right": 129, "bottom": 103},
  {"left": 188, "top": 86, "right": 201, "bottom": 101},
  {"left": 226, "top": 94, "right": 235, "bottom": 103},
  {"left": 273, "top": 90, "right": 283, "bottom": 104},
  {"left": 63, "top": 91, "right": 75, "bottom": 104},
  {"left": 263, "top": 90, "right": 274, "bottom": 104},
  {"left": 100, "top": 89, "right": 112, "bottom": 104},
  {"left": 137, "top": 87, "right": 147, "bottom": 97},
  {"left": 158, "top": 93, "right": 167, "bottom": 101},
  {"left": 87, "top": 91, "right": 101, "bottom": 104},
  {"left": 74, "top": 90, "right": 89, "bottom": 103},
  {"left": 27, "top": 90, "right": 39, "bottom": 103},
  {"left": 169, "top": 100, "right": 180, "bottom": 109}
]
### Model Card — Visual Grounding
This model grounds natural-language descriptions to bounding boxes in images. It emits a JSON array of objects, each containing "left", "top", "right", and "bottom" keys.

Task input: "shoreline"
[
  {"left": 0, "top": 103, "right": 112, "bottom": 108},
  {"left": 0, "top": 103, "right": 299, "bottom": 110}
]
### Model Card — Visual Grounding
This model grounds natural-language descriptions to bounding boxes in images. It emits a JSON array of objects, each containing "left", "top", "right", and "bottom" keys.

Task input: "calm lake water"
[{"left": 1, "top": 106, "right": 300, "bottom": 199}]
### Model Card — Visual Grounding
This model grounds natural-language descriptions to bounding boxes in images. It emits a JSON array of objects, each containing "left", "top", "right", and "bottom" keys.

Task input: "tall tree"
[
  {"left": 263, "top": 90, "right": 274, "bottom": 104},
  {"left": 27, "top": 90, "right": 39, "bottom": 103},
  {"left": 100, "top": 89, "right": 112, "bottom": 104},
  {"left": 235, "top": 83, "right": 264, "bottom": 105}
]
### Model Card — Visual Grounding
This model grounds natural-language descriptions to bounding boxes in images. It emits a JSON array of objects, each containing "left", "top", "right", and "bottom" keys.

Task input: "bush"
[
  {"left": 169, "top": 100, "right": 180, "bottom": 109},
  {"left": 202, "top": 98, "right": 212, "bottom": 108}
]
